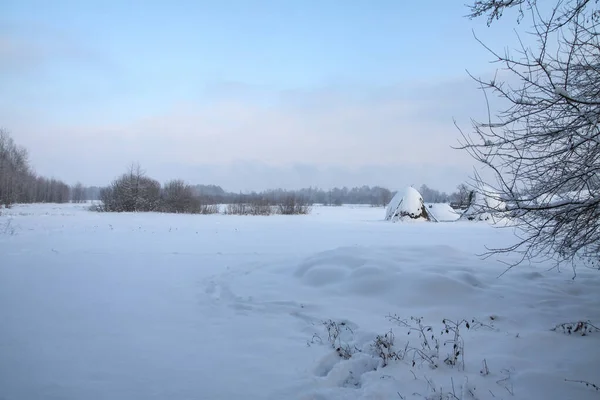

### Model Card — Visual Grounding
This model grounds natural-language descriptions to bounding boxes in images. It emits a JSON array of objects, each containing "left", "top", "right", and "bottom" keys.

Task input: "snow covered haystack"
[
  {"left": 385, "top": 187, "right": 430, "bottom": 222},
  {"left": 460, "top": 184, "right": 505, "bottom": 222}
]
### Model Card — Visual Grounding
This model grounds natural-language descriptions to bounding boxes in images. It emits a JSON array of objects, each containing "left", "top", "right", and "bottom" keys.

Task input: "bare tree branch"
[{"left": 458, "top": 0, "right": 600, "bottom": 272}]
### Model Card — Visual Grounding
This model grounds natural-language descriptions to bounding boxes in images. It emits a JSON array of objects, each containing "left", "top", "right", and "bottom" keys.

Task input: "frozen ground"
[{"left": 0, "top": 203, "right": 599, "bottom": 400}]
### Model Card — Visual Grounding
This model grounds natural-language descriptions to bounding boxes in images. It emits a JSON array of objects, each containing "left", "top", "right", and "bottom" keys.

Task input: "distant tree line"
[
  {"left": 94, "top": 164, "right": 312, "bottom": 215},
  {"left": 93, "top": 165, "right": 473, "bottom": 215},
  {"left": 173, "top": 185, "right": 395, "bottom": 207},
  {"left": 95, "top": 182, "right": 397, "bottom": 208},
  {"left": 0, "top": 129, "right": 70, "bottom": 208},
  {"left": 421, "top": 184, "right": 472, "bottom": 209},
  {"left": 70, "top": 184, "right": 102, "bottom": 203},
  {"left": 1, "top": 128, "right": 472, "bottom": 213},
  {"left": 223, "top": 191, "right": 311, "bottom": 216},
  {"left": 92, "top": 181, "right": 472, "bottom": 209}
]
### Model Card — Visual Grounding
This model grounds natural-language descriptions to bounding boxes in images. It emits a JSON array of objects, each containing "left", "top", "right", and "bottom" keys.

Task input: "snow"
[
  {"left": 554, "top": 86, "right": 570, "bottom": 98},
  {"left": 461, "top": 184, "right": 505, "bottom": 222},
  {"left": 1, "top": 203, "right": 599, "bottom": 399},
  {"left": 425, "top": 202, "right": 462, "bottom": 222},
  {"left": 385, "top": 186, "right": 427, "bottom": 221}
]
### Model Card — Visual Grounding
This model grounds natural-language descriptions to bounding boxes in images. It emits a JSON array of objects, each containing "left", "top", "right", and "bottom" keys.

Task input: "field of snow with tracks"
[{"left": 1, "top": 203, "right": 599, "bottom": 399}]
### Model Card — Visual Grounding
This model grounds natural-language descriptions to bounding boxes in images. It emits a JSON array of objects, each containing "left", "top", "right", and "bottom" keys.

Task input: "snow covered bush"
[
  {"left": 94, "top": 165, "right": 221, "bottom": 215},
  {"left": 322, "top": 319, "right": 358, "bottom": 360},
  {"left": 385, "top": 187, "right": 430, "bottom": 222},
  {"left": 225, "top": 196, "right": 274, "bottom": 216},
  {"left": 95, "top": 164, "right": 161, "bottom": 213},
  {"left": 315, "top": 315, "right": 484, "bottom": 371},
  {"left": 459, "top": 184, "right": 505, "bottom": 222}
]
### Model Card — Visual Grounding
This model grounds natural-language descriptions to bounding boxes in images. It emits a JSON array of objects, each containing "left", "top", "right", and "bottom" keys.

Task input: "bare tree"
[
  {"left": 99, "top": 164, "right": 161, "bottom": 212},
  {"left": 0, "top": 129, "right": 30, "bottom": 206},
  {"left": 71, "top": 182, "right": 86, "bottom": 203},
  {"left": 378, "top": 187, "right": 393, "bottom": 207},
  {"left": 248, "top": 196, "right": 273, "bottom": 216},
  {"left": 450, "top": 184, "right": 472, "bottom": 209},
  {"left": 0, "top": 129, "right": 71, "bottom": 207},
  {"left": 161, "top": 179, "right": 201, "bottom": 213},
  {"left": 278, "top": 193, "right": 311, "bottom": 215},
  {"left": 457, "top": 0, "right": 600, "bottom": 270},
  {"left": 419, "top": 184, "right": 450, "bottom": 203}
]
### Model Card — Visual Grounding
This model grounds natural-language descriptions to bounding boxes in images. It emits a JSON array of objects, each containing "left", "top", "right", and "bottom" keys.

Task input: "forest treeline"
[
  {"left": 1, "top": 129, "right": 471, "bottom": 213},
  {"left": 0, "top": 129, "right": 70, "bottom": 206},
  {"left": 89, "top": 178, "right": 470, "bottom": 210}
]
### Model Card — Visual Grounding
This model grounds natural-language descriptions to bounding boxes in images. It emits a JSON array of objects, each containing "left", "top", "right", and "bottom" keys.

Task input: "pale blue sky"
[{"left": 1, "top": 1, "right": 521, "bottom": 191}]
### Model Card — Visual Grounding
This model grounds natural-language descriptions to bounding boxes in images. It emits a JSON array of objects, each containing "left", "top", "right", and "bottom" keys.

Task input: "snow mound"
[
  {"left": 281, "top": 245, "right": 600, "bottom": 399},
  {"left": 461, "top": 184, "right": 505, "bottom": 222},
  {"left": 293, "top": 246, "right": 486, "bottom": 307},
  {"left": 425, "top": 203, "right": 461, "bottom": 222},
  {"left": 385, "top": 187, "right": 428, "bottom": 222}
]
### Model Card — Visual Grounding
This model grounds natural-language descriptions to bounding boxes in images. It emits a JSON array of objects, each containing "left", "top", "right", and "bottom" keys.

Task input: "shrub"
[
  {"left": 198, "top": 203, "right": 220, "bottom": 214},
  {"left": 277, "top": 194, "right": 311, "bottom": 215},
  {"left": 225, "top": 201, "right": 248, "bottom": 215},
  {"left": 248, "top": 197, "right": 274, "bottom": 216},
  {"left": 224, "top": 195, "right": 275, "bottom": 216},
  {"left": 97, "top": 164, "right": 161, "bottom": 212},
  {"left": 161, "top": 179, "right": 202, "bottom": 214}
]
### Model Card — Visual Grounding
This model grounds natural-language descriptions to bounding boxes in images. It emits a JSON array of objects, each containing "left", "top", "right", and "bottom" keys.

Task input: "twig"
[
  {"left": 552, "top": 320, "right": 600, "bottom": 336},
  {"left": 564, "top": 378, "right": 600, "bottom": 391},
  {"left": 481, "top": 358, "right": 490, "bottom": 376}
]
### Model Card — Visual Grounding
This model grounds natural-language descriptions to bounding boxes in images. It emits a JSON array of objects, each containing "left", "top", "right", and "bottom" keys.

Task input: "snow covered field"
[{"left": 1, "top": 203, "right": 599, "bottom": 399}]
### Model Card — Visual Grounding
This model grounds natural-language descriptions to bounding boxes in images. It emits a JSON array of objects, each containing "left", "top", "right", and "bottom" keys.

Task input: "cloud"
[
  {"left": 4, "top": 76, "right": 493, "bottom": 191},
  {"left": 117, "top": 81, "right": 481, "bottom": 167}
]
